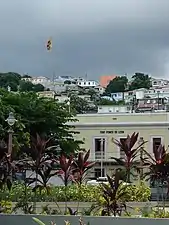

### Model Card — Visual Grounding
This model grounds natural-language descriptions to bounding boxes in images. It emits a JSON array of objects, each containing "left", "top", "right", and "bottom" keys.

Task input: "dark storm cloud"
[{"left": 0, "top": 0, "right": 169, "bottom": 79}]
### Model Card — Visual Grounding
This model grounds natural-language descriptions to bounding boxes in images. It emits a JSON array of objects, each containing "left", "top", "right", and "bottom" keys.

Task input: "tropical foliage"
[
  {"left": 100, "top": 173, "right": 128, "bottom": 216},
  {"left": 72, "top": 150, "right": 95, "bottom": 184},
  {"left": 105, "top": 76, "right": 128, "bottom": 94},
  {"left": 111, "top": 132, "right": 146, "bottom": 182},
  {"left": 0, "top": 182, "right": 150, "bottom": 203},
  {"left": 0, "top": 89, "right": 82, "bottom": 157},
  {"left": 129, "top": 73, "right": 152, "bottom": 91},
  {"left": 143, "top": 144, "right": 169, "bottom": 185}
]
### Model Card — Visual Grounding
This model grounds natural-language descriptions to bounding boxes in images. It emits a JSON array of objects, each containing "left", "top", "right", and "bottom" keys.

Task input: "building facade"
[
  {"left": 151, "top": 78, "right": 169, "bottom": 88},
  {"left": 69, "top": 112, "right": 169, "bottom": 179},
  {"left": 77, "top": 80, "right": 99, "bottom": 88},
  {"left": 98, "top": 105, "right": 130, "bottom": 113}
]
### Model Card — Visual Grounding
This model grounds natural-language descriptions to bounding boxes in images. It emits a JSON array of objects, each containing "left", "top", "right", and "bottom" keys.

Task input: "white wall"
[
  {"left": 26, "top": 170, "right": 65, "bottom": 186},
  {"left": 98, "top": 105, "right": 130, "bottom": 113}
]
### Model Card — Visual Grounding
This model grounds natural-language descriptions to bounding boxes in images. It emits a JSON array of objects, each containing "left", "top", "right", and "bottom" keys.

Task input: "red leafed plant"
[
  {"left": 71, "top": 150, "right": 95, "bottom": 214},
  {"left": 57, "top": 154, "right": 74, "bottom": 214},
  {"left": 142, "top": 144, "right": 169, "bottom": 208},
  {"left": 0, "top": 140, "right": 17, "bottom": 191},
  {"left": 143, "top": 144, "right": 169, "bottom": 186},
  {"left": 57, "top": 154, "right": 74, "bottom": 187},
  {"left": 24, "top": 133, "right": 56, "bottom": 213},
  {"left": 0, "top": 152, "right": 15, "bottom": 191},
  {"left": 72, "top": 150, "right": 95, "bottom": 184},
  {"left": 111, "top": 132, "right": 147, "bottom": 182},
  {"left": 26, "top": 133, "right": 55, "bottom": 189},
  {"left": 100, "top": 172, "right": 128, "bottom": 216}
]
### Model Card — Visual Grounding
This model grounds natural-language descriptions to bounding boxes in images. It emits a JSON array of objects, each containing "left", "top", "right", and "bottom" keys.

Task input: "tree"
[
  {"left": 19, "top": 81, "right": 34, "bottom": 92},
  {"left": 0, "top": 89, "right": 82, "bottom": 157},
  {"left": 19, "top": 81, "right": 45, "bottom": 92},
  {"left": 129, "top": 73, "right": 151, "bottom": 90},
  {"left": 22, "top": 74, "right": 32, "bottom": 78},
  {"left": 105, "top": 76, "right": 128, "bottom": 94},
  {"left": 86, "top": 89, "right": 98, "bottom": 101},
  {"left": 96, "top": 98, "right": 125, "bottom": 106},
  {"left": 0, "top": 72, "right": 21, "bottom": 91},
  {"left": 33, "top": 84, "right": 45, "bottom": 92},
  {"left": 70, "top": 95, "right": 90, "bottom": 113},
  {"left": 64, "top": 80, "right": 71, "bottom": 85},
  {"left": 97, "top": 98, "right": 115, "bottom": 105}
]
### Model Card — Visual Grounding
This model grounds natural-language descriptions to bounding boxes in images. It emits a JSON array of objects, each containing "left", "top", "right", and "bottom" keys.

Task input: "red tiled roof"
[{"left": 100, "top": 75, "right": 117, "bottom": 87}]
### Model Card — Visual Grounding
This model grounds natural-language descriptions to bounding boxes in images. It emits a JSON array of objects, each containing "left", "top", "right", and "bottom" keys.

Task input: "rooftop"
[
  {"left": 99, "top": 75, "right": 117, "bottom": 87},
  {"left": 68, "top": 112, "right": 169, "bottom": 127}
]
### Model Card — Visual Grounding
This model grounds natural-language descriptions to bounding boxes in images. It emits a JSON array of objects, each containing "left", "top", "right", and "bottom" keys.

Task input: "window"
[
  {"left": 84, "top": 82, "right": 86, "bottom": 85},
  {"left": 94, "top": 168, "right": 105, "bottom": 178},
  {"left": 119, "top": 138, "right": 126, "bottom": 159},
  {"left": 88, "top": 82, "right": 90, "bottom": 85},
  {"left": 94, "top": 138, "right": 105, "bottom": 159},
  {"left": 153, "top": 138, "right": 161, "bottom": 152}
]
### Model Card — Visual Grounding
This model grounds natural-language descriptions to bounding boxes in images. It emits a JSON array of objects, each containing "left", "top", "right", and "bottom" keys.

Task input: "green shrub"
[
  {"left": 0, "top": 200, "right": 12, "bottom": 213},
  {"left": 0, "top": 182, "right": 151, "bottom": 203},
  {"left": 125, "top": 181, "right": 151, "bottom": 202}
]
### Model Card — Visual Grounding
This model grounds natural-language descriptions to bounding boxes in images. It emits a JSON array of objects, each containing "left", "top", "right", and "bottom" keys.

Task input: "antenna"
[
  {"left": 85, "top": 73, "right": 88, "bottom": 80},
  {"left": 52, "top": 71, "right": 55, "bottom": 84}
]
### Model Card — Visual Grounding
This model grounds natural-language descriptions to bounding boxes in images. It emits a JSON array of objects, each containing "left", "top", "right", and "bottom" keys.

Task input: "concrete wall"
[
  {"left": 73, "top": 112, "right": 169, "bottom": 124},
  {"left": 12, "top": 201, "right": 157, "bottom": 214},
  {"left": 1, "top": 215, "right": 169, "bottom": 225}
]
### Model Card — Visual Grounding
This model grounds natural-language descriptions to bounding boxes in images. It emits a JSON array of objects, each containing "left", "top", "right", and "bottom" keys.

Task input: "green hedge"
[{"left": 0, "top": 182, "right": 151, "bottom": 203}]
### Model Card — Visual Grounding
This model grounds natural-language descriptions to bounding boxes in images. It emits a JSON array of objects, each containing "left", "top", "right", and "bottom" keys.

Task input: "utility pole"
[
  {"left": 100, "top": 139, "right": 104, "bottom": 177},
  {"left": 85, "top": 73, "right": 88, "bottom": 80},
  {"left": 131, "top": 95, "right": 136, "bottom": 113},
  {"left": 139, "top": 137, "right": 144, "bottom": 181},
  {"left": 157, "top": 91, "right": 160, "bottom": 110},
  {"left": 8, "top": 128, "right": 13, "bottom": 156},
  {"left": 5, "top": 112, "right": 17, "bottom": 159}
]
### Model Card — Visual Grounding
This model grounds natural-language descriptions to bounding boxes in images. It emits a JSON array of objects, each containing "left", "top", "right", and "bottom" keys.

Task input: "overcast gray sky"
[{"left": 0, "top": 0, "right": 169, "bottom": 80}]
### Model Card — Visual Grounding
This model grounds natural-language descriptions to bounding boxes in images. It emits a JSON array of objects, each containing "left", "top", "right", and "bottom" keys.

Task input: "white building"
[
  {"left": 76, "top": 78, "right": 99, "bottom": 88},
  {"left": 94, "top": 85, "right": 105, "bottom": 94},
  {"left": 98, "top": 105, "right": 130, "bottom": 113},
  {"left": 142, "top": 87, "right": 169, "bottom": 102},
  {"left": 31, "top": 76, "right": 51, "bottom": 85},
  {"left": 124, "top": 88, "right": 147, "bottom": 103},
  {"left": 151, "top": 78, "right": 169, "bottom": 88},
  {"left": 21, "top": 77, "right": 32, "bottom": 82}
]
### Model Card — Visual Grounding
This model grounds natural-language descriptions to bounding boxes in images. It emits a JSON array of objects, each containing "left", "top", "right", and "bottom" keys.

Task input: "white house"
[
  {"left": 32, "top": 76, "right": 50, "bottom": 85},
  {"left": 144, "top": 86, "right": 169, "bottom": 101},
  {"left": 94, "top": 85, "right": 105, "bottom": 94},
  {"left": 151, "top": 78, "right": 169, "bottom": 88},
  {"left": 111, "top": 92, "right": 124, "bottom": 101},
  {"left": 77, "top": 79, "right": 99, "bottom": 88}
]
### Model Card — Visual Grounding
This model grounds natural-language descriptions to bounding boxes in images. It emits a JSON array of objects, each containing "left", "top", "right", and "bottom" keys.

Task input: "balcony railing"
[
  {"left": 89, "top": 152, "right": 120, "bottom": 162},
  {"left": 88, "top": 151, "right": 151, "bottom": 162}
]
